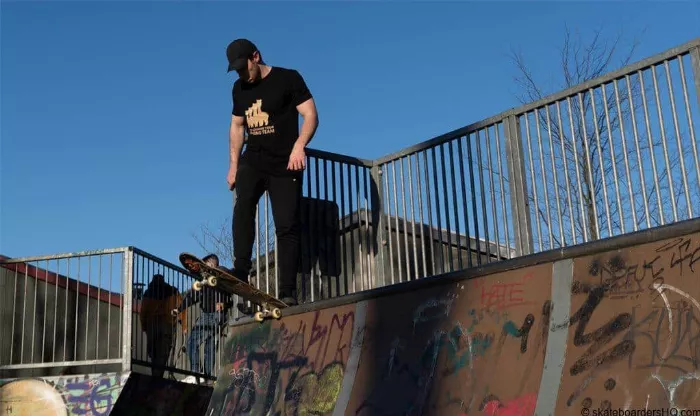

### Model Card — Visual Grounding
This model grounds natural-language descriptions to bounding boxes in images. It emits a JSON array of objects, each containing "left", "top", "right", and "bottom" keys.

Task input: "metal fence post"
[
  {"left": 504, "top": 114, "right": 534, "bottom": 256},
  {"left": 121, "top": 247, "right": 134, "bottom": 373},
  {"left": 691, "top": 46, "right": 700, "bottom": 114},
  {"left": 369, "top": 164, "right": 386, "bottom": 288}
]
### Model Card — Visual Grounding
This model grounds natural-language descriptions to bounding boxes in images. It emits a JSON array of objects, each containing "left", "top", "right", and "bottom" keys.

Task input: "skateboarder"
[
  {"left": 225, "top": 38, "right": 319, "bottom": 307},
  {"left": 172, "top": 254, "right": 232, "bottom": 377}
]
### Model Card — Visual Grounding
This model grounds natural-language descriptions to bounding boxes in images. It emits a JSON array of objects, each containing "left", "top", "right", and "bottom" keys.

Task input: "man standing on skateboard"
[{"left": 225, "top": 38, "right": 319, "bottom": 307}]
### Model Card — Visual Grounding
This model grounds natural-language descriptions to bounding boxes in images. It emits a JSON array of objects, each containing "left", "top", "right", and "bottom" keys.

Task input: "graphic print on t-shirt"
[{"left": 245, "top": 99, "right": 275, "bottom": 136}]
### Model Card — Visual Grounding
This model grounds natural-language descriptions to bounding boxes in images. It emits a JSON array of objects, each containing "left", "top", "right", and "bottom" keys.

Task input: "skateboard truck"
[
  {"left": 254, "top": 303, "right": 282, "bottom": 322},
  {"left": 192, "top": 272, "right": 217, "bottom": 291}
]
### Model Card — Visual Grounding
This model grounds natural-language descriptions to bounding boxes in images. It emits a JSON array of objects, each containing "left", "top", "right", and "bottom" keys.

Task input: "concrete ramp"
[{"left": 207, "top": 219, "right": 700, "bottom": 415}]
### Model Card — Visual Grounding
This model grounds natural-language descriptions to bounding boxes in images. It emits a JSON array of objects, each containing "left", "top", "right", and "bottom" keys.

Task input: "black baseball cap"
[{"left": 226, "top": 38, "right": 258, "bottom": 72}]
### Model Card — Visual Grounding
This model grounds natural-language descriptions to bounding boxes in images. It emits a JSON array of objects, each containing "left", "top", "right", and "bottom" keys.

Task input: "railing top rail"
[
  {"left": 510, "top": 36, "right": 700, "bottom": 116},
  {"left": 373, "top": 36, "right": 700, "bottom": 166},
  {"left": 0, "top": 247, "right": 132, "bottom": 263},
  {"left": 373, "top": 111, "right": 511, "bottom": 165},
  {"left": 131, "top": 247, "right": 193, "bottom": 276},
  {"left": 307, "top": 148, "right": 374, "bottom": 168}
]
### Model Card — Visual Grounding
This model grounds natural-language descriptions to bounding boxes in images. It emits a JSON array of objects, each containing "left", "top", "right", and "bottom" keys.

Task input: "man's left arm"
[{"left": 288, "top": 70, "right": 319, "bottom": 171}]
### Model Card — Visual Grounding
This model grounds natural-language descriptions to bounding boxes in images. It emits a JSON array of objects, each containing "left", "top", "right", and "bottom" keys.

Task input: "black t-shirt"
[{"left": 232, "top": 66, "right": 312, "bottom": 172}]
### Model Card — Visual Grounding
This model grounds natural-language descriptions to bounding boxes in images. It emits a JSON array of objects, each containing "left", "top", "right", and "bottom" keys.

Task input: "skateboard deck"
[{"left": 179, "top": 252, "right": 288, "bottom": 322}]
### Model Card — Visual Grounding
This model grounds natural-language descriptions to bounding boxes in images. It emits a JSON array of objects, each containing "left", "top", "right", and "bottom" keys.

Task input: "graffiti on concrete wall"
[
  {"left": 351, "top": 263, "right": 552, "bottom": 416},
  {"left": 209, "top": 230, "right": 700, "bottom": 415},
  {"left": 555, "top": 234, "right": 700, "bottom": 413},
  {"left": 207, "top": 303, "right": 357, "bottom": 415},
  {"left": 0, "top": 372, "right": 128, "bottom": 416}
]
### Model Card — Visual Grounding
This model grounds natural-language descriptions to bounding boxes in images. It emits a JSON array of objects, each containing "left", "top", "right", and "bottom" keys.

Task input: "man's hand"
[
  {"left": 287, "top": 143, "right": 306, "bottom": 171},
  {"left": 227, "top": 164, "right": 237, "bottom": 190}
]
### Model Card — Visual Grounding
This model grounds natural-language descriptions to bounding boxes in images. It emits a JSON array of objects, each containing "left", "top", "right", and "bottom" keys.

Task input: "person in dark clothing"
[
  {"left": 225, "top": 38, "right": 319, "bottom": 307},
  {"left": 173, "top": 254, "right": 232, "bottom": 376},
  {"left": 140, "top": 273, "right": 186, "bottom": 378}
]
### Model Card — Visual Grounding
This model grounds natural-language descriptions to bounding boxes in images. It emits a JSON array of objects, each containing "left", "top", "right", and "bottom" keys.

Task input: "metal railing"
[
  {"left": 1, "top": 248, "right": 236, "bottom": 380},
  {"left": 246, "top": 149, "right": 379, "bottom": 305},
  {"left": 239, "top": 37, "right": 700, "bottom": 303},
  {"left": 0, "top": 249, "right": 132, "bottom": 377}
]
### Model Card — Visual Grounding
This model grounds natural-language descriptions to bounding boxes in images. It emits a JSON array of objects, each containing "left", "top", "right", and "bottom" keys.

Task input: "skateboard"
[{"left": 178, "top": 252, "right": 288, "bottom": 322}]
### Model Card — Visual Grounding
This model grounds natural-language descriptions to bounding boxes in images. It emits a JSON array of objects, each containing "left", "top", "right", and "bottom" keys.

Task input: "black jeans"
[{"left": 232, "top": 157, "right": 303, "bottom": 300}]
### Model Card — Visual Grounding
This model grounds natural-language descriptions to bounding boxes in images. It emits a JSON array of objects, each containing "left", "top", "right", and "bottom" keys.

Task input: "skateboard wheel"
[
  {"left": 272, "top": 308, "right": 281, "bottom": 319},
  {"left": 254, "top": 312, "right": 264, "bottom": 322},
  {"left": 192, "top": 281, "right": 202, "bottom": 291},
  {"left": 207, "top": 276, "right": 217, "bottom": 286}
]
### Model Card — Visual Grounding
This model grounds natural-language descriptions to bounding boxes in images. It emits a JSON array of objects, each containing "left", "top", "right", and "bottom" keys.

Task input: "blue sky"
[{"left": 2, "top": 1, "right": 699, "bottom": 269}]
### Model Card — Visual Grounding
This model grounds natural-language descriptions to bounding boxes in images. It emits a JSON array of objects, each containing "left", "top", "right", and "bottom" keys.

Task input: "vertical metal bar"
[
  {"left": 457, "top": 137, "right": 473, "bottom": 267},
  {"left": 505, "top": 115, "right": 535, "bottom": 256},
  {"left": 639, "top": 70, "right": 664, "bottom": 225},
  {"left": 439, "top": 144, "right": 454, "bottom": 270},
  {"left": 475, "top": 130, "right": 492, "bottom": 262},
  {"left": 265, "top": 192, "right": 270, "bottom": 294},
  {"left": 255, "top": 199, "right": 260, "bottom": 296},
  {"left": 627, "top": 73, "right": 651, "bottom": 229},
  {"left": 339, "top": 163, "right": 348, "bottom": 294},
  {"left": 545, "top": 105, "right": 565, "bottom": 245},
  {"left": 399, "top": 157, "right": 411, "bottom": 279},
  {"left": 85, "top": 257, "right": 91, "bottom": 360},
  {"left": 52, "top": 259, "right": 59, "bottom": 362},
  {"left": 690, "top": 47, "right": 700, "bottom": 186},
  {"left": 31, "top": 261, "right": 38, "bottom": 362},
  {"left": 96, "top": 256, "right": 102, "bottom": 359},
  {"left": 347, "top": 163, "right": 356, "bottom": 293},
  {"left": 370, "top": 164, "right": 385, "bottom": 288},
  {"left": 308, "top": 164, "right": 315, "bottom": 300},
  {"left": 332, "top": 161, "right": 340, "bottom": 294},
  {"left": 363, "top": 167, "right": 372, "bottom": 289},
  {"left": 466, "top": 133, "right": 483, "bottom": 262},
  {"left": 485, "top": 127, "right": 501, "bottom": 260},
  {"left": 652, "top": 64, "right": 678, "bottom": 222},
  {"left": 317, "top": 158, "right": 325, "bottom": 294},
  {"left": 495, "top": 123, "right": 511, "bottom": 258},
  {"left": 567, "top": 97, "right": 587, "bottom": 243},
  {"left": 422, "top": 151, "right": 436, "bottom": 276},
  {"left": 64, "top": 259, "right": 70, "bottom": 361},
  {"left": 449, "top": 140, "right": 464, "bottom": 268},
  {"left": 579, "top": 91, "right": 601, "bottom": 238},
  {"left": 10, "top": 267, "right": 18, "bottom": 364},
  {"left": 679, "top": 52, "right": 700, "bottom": 209},
  {"left": 391, "top": 160, "right": 403, "bottom": 281},
  {"left": 614, "top": 79, "right": 638, "bottom": 230},
  {"left": 555, "top": 101, "right": 576, "bottom": 243},
  {"left": 107, "top": 254, "right": 112, "bottom": 358},
  {"left": 406, "top": 156, "right": 420, "bottom": 279},
  {"left": 523, "top": 113, "right": 542, "bottom": 251},
  {"left": 42, "top": 260, "right": 48, "bottom": 362},
  {"left": 382, "top": 163, "right": 394, "bottom": 285},
  {"left": 121, "top": 248, "right": 133, "bottom": 371},
  {"left": 589, "top": 88, "right": 611, "bottom": 237},
  {"left": 413, "top": 155, "right": 428, "bottom": 277},
  {"left": 534, "top": 109, "right": 554, "bottom": 248},
  {"left": 664, "top": 59, "right": 692, "bottom": 217},
  {"left": 73, "top": 260, "right": 80, "bottom": 361},
  {"left": 601, "top": 83, "right": 625, "bottom": 234},
  {"left": 355, "top": 165, "right": 365, "bottom": 291},
  {"left": 324, "top": 159, "right": 331, "bottom": 295},
  {"left": 431, "top": 147, "right": 446, "bottom": 273}
]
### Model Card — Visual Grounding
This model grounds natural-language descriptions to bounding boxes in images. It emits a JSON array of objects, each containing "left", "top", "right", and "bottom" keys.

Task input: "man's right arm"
[{"left": 229, "top": 115, "right": 246, "bottom": 168}]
